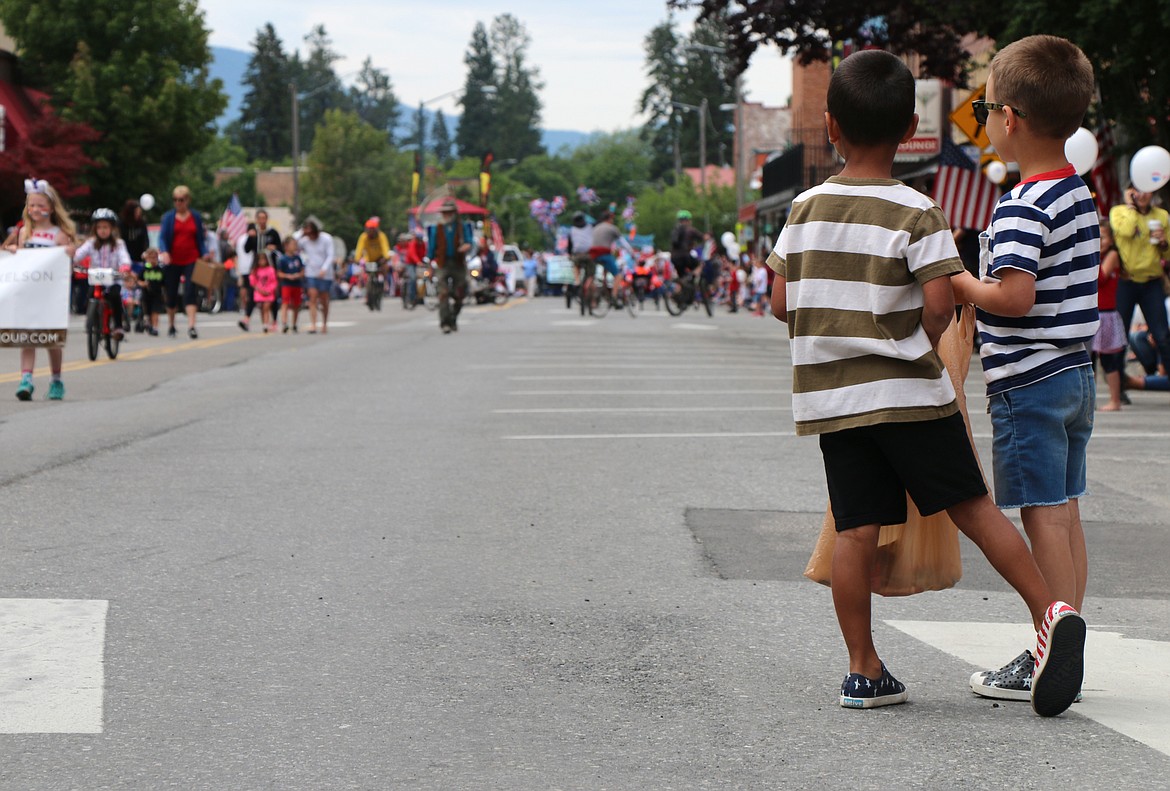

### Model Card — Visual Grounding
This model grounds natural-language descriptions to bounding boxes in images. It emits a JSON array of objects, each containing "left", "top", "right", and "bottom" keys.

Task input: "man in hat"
[{"left": 426, "top": 198, "right": 475, "bottom": 333}]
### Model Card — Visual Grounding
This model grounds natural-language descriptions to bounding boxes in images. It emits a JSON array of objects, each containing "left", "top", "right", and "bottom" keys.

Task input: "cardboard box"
[{"left": 191, "top": 260, "right": 226, "bottom": 291}]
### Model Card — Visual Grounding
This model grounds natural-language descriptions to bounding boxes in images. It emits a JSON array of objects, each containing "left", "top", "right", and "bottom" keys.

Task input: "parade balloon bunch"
[
  {"left": 576, "top": 186, "right": 600, "bottom": 206},
  {"left": 529, "top": 195, "right": 567, "bottom": 230}
]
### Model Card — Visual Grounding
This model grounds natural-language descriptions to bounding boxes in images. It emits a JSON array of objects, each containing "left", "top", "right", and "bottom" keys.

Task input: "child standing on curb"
[
  {"left": 6, "top": 179, "right": 77, "bottom": 401},
  {"left": 952, "top": 35, "right": 1099, "bottom": 705},
  {"left": 769, "top": 50, "right": 1084, "bottom": 715}
]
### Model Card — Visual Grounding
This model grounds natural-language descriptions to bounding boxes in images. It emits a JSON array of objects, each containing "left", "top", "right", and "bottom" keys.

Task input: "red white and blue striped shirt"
[{"left": 976, "top": 166, "right": 1100, "bottom": 395}]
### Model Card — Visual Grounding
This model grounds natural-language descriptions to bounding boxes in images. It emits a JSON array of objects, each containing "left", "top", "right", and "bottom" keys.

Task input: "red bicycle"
[{"left": 85, "top": 267, "right": 122, "bottom": 361}]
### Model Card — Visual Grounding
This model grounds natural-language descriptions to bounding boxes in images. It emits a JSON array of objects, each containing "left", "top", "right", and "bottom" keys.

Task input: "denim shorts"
[
  {"left": 989, "top": 365, "right": 1094, "bottom": 509},
  {"left": 306, "top": 277, "right": 333, "bottom": 293}
]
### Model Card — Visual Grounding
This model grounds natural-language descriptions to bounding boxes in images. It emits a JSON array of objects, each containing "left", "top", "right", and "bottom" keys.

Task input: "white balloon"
[
  {"left": 1130, "top": 146, "right": 1170, "bottom": 193},
  {"left": 720, "top": 231, "right": 737, "bottom": 249},
  {"left": 1064, "top": 128, "right": 1098, "bottom": 176},
  {"left": 139, "top": 193, "right": 155, "bottom": 211},
  {"left": 985, "top": 160, "right": 1008, "bottom": 185}
]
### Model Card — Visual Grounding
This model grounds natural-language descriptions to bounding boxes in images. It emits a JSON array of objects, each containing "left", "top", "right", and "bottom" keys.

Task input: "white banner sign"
[
  {"left": 544, "top": 255, "right": 576, "bottom": 285},
  {"left": 0, "top": 247, "right": 71, "bottom": 347}
]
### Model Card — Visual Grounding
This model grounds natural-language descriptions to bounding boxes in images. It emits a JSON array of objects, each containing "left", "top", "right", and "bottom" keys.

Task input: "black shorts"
[
  {"left": 819, "top": 411, "right": 987, "bottom": 532},
  {"left": 162, "top": 263, "right": 197, "bottom": 309}
]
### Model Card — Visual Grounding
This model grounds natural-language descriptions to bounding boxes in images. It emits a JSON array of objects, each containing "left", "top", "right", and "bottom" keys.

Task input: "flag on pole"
[
  {"left": 218, "top": 193, "right": 249, "bottom": 246},
  {"left": 489, "top": 215, "right": 504, "bottom": 252},
  {"left": 411, "top": 149, "right": 422, "bottom": 206},
  {"left": 479, "top": 150, "right": 494, "bottom": 207},
  {"left": 932, "top": 138, "right": 999, "bottom": 231}
]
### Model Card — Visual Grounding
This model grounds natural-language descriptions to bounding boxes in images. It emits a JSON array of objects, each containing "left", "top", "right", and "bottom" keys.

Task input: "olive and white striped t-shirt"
[
  {"left": 768, "top": 177, "right": 964, "bottom": 436},
  {"left": 976, "top": 167, "right": 1100, "bottom": 395}
]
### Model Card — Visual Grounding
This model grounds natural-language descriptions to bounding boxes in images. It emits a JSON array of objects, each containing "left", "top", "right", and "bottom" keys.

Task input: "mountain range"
[{"left": 208, "top": 46, "right": 590, "bottom": 154}]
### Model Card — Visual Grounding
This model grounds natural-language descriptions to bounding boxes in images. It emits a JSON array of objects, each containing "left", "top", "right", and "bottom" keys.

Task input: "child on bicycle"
[
  {"left": 74, "top": 208, "right": 132, "bottom": 341},
  {"left": 7, "top": 179, "right": 77, "bottom": 400}
]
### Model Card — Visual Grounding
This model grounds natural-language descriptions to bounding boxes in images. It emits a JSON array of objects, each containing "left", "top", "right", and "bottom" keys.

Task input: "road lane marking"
[
  {"left": 494, "top": 406, "right": 790, "bottom": 414},
  {"left": 0, "top": 598, "right": 108, "bottom": 733},
  {"left": 504, "top": 431, "right": 797, "bottom": 440},
  {"left": 509, "top": 390, "right": 783, "bottom": 395},
  {"left": 508, "top": 375, "right": 786, "bottom": 381},
  {"left": 887, "top": 620, "right": 1170, "bottom": 758},
  {"left": 0, "top": 334, "right": 262, "bottom": 383}
]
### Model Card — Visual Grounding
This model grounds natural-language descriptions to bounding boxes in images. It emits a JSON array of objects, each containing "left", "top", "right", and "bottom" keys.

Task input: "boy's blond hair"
[{"left": 990, "top": 35, "right": 1094, "bottom": 140}]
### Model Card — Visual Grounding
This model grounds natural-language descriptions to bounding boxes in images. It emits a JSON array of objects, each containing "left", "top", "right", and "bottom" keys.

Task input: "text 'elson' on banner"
[{"left": 0, "top": 247, "right": 70, "bottom": 348}]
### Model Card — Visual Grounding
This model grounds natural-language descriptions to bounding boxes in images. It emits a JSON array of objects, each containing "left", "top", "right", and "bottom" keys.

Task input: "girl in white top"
[
  {"left": 7, "top": 178, "right": 77, "bottom": 401},
  {"left": 74, "top": 208, "right": 132, "bottom": 341}
]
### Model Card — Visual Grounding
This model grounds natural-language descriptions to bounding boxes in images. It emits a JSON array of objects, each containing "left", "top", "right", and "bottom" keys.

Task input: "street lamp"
[
  {"left": 683, "top": 42, "right": 745, "bottom": 210},
  {"left": 290, "top": 73, "right": 358, "bottom": 222},
  {"left": 414, "top": 84, "right": 496, "bottom": 204}
]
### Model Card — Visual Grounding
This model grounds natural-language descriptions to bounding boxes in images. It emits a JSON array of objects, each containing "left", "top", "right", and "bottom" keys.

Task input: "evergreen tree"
[
  {"left": 638, "top": 20, "right": 684, "bottom": 181},
  {"left": 295, "top": 25, "right": 349, "bottom": 154},
  {"left": 236, "top": 23, "right": 294, "bottom": 162},
  {"left": 455, "top": 22, "right": 497, "bottom": 159},
  {"left": 639, "top": 17, "right": 735, "bottom": 184},
  {"left": 490, "top": 14, "right": 545, "bottom": 161},
  {"left": 431, "top": 110, "right": 452, "bottom": 166},
  {"left": 0, "top": 0, "right": 227, "bottom": 207},
  {"left": 349, "top": 57, "right": 399, "bottom": 142}
]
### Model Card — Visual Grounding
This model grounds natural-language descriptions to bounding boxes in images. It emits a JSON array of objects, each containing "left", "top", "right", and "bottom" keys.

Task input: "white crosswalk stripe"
[{"left": 0, "top": 598, "right": 108, "bottom": 733}]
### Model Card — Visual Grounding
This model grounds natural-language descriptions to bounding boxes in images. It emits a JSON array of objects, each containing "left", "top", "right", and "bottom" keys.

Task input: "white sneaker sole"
[
  {"left": 840, "top": 690, "right": 909, "bottom": 709},
  {"left": 969, "top": 670, "right": 1031, "bottom": 701}
]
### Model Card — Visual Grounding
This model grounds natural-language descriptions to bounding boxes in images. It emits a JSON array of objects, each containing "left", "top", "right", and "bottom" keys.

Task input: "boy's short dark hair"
[
  {"left": 990, "top": 35, "right": 1094, "bottom": 140},
  {"left": 826, "top": 50, "right": 916, "bottom": 147}
]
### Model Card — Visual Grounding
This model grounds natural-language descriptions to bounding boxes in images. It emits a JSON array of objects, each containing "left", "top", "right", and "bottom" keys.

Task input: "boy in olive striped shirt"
[{"left": 768, "top": 50, "right": 1084, "bottom": 716}]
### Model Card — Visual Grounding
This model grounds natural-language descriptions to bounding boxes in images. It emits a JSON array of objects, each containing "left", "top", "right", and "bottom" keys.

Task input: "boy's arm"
[
  {"left": 921, "top": 275, "right": 956, "bottom": 348},
  {"left": 951, "top": 268, "right": 1036, "bottom": 318},
  {"left": 770, "top": 275, "right": 787, "bottom": 322}
]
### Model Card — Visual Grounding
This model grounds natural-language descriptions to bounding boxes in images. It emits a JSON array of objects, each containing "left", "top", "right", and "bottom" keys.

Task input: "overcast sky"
[{"left": 197, "top": 0, "right": 793, "bottom": 133}]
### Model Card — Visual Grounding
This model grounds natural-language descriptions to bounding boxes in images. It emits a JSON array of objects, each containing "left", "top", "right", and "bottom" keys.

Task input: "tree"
[
  {"left": 490, "top": 14, "right": 545, "bottom": 161},
  {"left": 572, "top": 131, "right": 655, "bottom": 206},
  {"left": 295, "top": 25, "right": 349, "bottom": 154},
  {"left": 235, "top": 23, "right": 294, "bottom": 162},
  {"left": 639, "top": 16, "right": 735, "bottom": 183},
  {"left": 0, "top": 109, "right": 99, "bottom": 220},
  {"left": 639, "top": 20, "right": 684, "bottom": 180},
  {"left": 349, "top": 57, "right": 399, "bottom": 141},
  {"left": 680, "top": 1, "right": 1170, "bottom": 149},
  {"left": 0, "top": 0, "right": 227, "bottom": 208},
  {"left": 301, "top": 110, "right": 406, "bottom": 243},
  {"left": 431, "top": 111, "right": 453, "bottom": 166},
  {"left": 676, "top": 1, "right": 983, "bottom": 86},
  {"left": 167, "top": 135, "right": 260, "bottom": 219},
  {"left": 455, "top": 22, "right": 497, "bottom": 158},
  {"left": 970, "top": 0, "right": 1170, "bottom": 151}
]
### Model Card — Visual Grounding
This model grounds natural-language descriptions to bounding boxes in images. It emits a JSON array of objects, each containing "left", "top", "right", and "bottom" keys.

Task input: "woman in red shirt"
[{"left": 158, "top": 185, "right": 209, "bottom": 339}]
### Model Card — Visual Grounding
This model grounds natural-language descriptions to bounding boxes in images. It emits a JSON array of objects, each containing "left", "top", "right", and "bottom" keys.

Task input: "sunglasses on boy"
[{"left": 972, "top": 100, "right": 1028, "bottom": 126}]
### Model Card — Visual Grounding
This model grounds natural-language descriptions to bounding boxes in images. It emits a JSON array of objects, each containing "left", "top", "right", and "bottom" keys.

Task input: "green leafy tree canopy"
[{"left": 0, "top": 0, "right": 227, "bottom": 208}]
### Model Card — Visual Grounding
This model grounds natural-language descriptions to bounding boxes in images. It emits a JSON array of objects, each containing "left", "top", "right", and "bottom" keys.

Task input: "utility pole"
[
  {"left": 699, "top": 97, "right": 708, "bottom": 193},
  {"left": 290, "top": 82, "right": 300, "bottom": 223}
]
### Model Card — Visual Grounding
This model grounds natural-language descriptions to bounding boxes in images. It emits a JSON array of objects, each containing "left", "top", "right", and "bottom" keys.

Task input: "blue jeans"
[
  {"left": 989, "top": 366, "right": 1094, "bottom": 509},
  {"left": 403, "top": 264, "right": 418, "bottom": 304},
  {"left": 1116, "top": 278, "right": 1170, "bottom": 372}
]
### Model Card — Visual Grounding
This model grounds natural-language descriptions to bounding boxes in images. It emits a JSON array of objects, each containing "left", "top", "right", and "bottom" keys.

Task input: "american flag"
[
  {"left": 218, "top": 193, "right": 249, "bottom": 246},
  {"left": 932, "top": 139, "right": 999, "bottom": 231}
]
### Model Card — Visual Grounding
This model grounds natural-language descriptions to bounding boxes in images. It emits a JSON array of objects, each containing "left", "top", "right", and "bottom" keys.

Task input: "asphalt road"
[{"left": 1, "top": 294, "right": 1168, "bottom": 790}]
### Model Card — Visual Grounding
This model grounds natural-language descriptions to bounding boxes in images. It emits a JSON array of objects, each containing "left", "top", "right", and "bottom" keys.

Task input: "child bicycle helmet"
[{"left": 91, "top": 207, "right": 118, "bottom": 223}]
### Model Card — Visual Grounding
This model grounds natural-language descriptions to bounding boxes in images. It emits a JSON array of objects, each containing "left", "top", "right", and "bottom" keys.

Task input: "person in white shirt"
[{"left": 298, "top": 219, "right": 335, "bottom": 334}]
